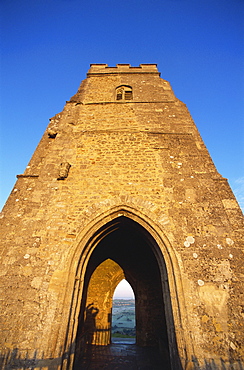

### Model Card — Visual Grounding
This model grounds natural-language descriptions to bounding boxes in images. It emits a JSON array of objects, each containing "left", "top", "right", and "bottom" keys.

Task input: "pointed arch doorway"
[
  {"left": 73, "top": 215, "right": 182, "bottom": 369},
  {"left": 112, "top": 279, "right": 136, "bottom": 343}
]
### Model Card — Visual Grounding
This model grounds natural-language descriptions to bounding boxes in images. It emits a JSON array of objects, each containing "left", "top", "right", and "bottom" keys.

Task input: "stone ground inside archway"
[{"left": 79, "top": 342, "right": 164, "bottom": 369}]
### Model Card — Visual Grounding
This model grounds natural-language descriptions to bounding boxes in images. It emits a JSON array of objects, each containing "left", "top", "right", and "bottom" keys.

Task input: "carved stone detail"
[
  {"left": 47, "top": 114, "right": 60, "bottom": 138},
  {"left": 57, "top": 162, "right": 71, "bottom": 180},
  {"left": 47, "top": 128, "right": 58, "bottom": 138}
]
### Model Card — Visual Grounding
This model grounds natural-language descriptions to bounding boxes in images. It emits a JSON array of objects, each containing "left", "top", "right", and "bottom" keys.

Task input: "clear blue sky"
[{"left": 1, "top": 0, "right": 243, "bottom": 212}]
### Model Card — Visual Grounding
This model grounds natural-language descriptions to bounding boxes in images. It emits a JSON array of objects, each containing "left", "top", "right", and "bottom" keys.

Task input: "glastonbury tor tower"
[{"left": 0, "top": 64, "right": 243, "bottom": 369}]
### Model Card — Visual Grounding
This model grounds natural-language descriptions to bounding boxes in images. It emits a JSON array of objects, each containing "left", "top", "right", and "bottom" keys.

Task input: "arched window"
[{"left": 116, "top": 85, "right": 133, "bottom": 101}]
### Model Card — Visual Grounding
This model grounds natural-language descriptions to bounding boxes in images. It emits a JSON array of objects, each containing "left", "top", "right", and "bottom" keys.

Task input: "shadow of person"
[{"left": 84, "top": 303, "right": 99, "bottom": 345}]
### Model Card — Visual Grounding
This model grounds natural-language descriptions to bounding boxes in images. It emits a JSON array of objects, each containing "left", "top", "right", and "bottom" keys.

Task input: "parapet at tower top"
[{"left": 87, "top": 64, "right": 160, "bottom": 75}]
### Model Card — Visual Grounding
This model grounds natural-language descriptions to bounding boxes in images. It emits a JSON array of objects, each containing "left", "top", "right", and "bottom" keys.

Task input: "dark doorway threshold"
[{"left": 76, "top": 343, "right": 167, "bottom": 369}]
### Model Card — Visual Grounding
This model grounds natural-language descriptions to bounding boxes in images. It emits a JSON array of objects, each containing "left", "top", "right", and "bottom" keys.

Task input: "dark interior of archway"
[{"left": 75, "top": 217, "right": 172, "bottom": 368}]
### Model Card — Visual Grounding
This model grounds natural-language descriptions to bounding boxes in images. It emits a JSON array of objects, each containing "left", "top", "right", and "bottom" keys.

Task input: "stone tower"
[{"left": 0, "top": 64, "right": 243, "bottom": 370}]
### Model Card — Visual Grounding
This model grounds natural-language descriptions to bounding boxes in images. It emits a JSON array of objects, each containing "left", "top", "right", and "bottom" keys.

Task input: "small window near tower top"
[{"left": 116, "top": 86, "right": 133, "bottom": 101}]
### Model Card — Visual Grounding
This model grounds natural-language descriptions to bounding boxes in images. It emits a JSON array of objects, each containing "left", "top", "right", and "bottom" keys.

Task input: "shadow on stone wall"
[
  {"left": 1, "top": 346, "right": 243, "bottom": 370},
  {"left": 83, "top": 303, "right": 111, "bottom": 345},
  {"left": 190, "top": 356, "right": 243, "bottom": 370},
  {"left": 0, "top": 346, "right": 68, "bottom": 369}
]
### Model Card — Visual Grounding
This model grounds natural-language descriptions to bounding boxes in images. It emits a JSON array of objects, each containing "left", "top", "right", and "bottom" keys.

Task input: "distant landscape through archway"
[{"left": 112, "top": 279, "right": 136, "bottom": 343}]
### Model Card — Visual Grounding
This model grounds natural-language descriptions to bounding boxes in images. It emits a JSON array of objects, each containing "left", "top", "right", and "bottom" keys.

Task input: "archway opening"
[
  {"left": 112, "top": 279, "right": 135, "bottom": 343},
  {"left": 74, "top": 216, "right": 174, "bottom": 369},
  {"left": 113, "top": 279, "right": 134, "bottom": 299}
]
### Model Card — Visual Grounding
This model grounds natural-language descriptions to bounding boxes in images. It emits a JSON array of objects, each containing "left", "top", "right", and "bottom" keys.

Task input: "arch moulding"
[{"left": 60, "top": 205, "right": 195, "bottom": 370}]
